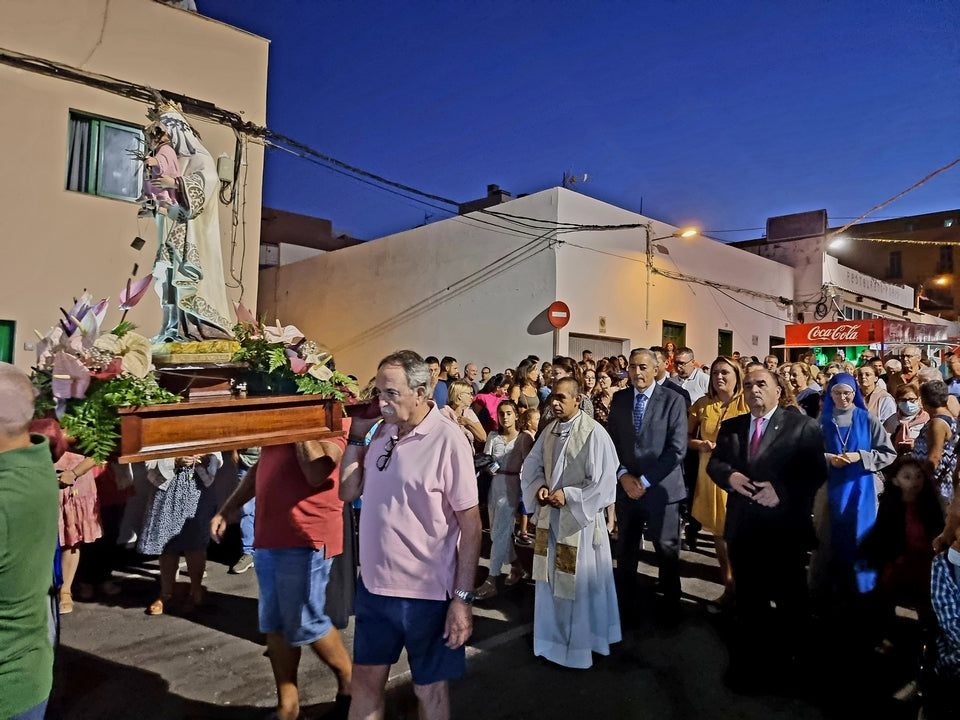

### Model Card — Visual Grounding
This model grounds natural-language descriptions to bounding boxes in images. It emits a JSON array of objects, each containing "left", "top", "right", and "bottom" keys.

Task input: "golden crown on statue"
[{"left": 147, "top": 99, "right": 184, "bottom": 122}]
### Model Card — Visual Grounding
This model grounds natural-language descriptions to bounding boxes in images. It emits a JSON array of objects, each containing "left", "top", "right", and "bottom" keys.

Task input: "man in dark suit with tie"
[
  {"left": 607, "top": 348, "right": 688, "bottom": 623},
  {"left": 707, "top": 368, "right": 827, "bottom": 691}
]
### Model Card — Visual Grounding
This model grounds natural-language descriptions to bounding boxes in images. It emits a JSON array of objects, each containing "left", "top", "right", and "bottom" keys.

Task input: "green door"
[
  {"left": 718, "top": 330, "right": 733, "bottom": 357},
  {"left": 0, "top": 320, "right": 14, "bottom": 363}
]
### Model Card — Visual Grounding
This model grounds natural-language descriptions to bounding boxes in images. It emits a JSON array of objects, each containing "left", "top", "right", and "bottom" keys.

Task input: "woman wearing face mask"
[
  {"left": 809, "top": 374, "right": 896, "bottom": 610},
  {"left": 885, "top": 383, "right": 928, "bottom": 455}
]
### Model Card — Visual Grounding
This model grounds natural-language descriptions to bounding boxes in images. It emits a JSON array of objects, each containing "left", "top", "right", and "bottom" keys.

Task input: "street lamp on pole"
[{"left": 645, "top": 225, "right": 698, "bottom": 329}]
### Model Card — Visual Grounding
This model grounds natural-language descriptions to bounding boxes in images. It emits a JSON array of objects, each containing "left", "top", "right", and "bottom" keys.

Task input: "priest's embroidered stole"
[{"left": 533, "top": 413, "right": 596, "bottom": 600}]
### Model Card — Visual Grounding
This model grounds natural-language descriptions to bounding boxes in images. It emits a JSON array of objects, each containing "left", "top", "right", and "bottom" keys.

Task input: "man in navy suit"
[
  {"left": 707, "top": 368, "right": 827, "bottom": 691},
  {"left": 607, "top": 348, "right": 688, "bottom": 622}
]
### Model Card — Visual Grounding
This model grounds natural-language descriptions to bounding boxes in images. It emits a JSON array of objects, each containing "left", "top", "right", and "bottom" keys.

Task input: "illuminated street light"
[{"left": 645, "top": 226, "right": 698, "bottom": 328}]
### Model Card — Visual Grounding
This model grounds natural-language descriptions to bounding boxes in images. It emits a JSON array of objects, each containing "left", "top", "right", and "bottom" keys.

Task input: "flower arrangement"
[
  {"left": 31, "top": 277, "right": 181, "bottom": 462},
  {"left": 231, "top": 303, "right": 358, "bottom": 401}
]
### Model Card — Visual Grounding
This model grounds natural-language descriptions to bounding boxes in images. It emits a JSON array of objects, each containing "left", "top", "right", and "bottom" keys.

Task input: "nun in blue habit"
[{"left": 811, "top": 372, "right": 897, "bottom": 596}]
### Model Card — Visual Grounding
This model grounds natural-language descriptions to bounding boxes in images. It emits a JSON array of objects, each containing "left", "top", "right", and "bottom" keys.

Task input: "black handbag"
[{"left": 474, "top": 453, "right": 496, "bottom": 502}]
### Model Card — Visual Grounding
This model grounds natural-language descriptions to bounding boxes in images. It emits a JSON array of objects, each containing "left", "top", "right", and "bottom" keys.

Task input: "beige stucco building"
[{"left": 0, "top": 0, "right": 268, "bottom": 370}]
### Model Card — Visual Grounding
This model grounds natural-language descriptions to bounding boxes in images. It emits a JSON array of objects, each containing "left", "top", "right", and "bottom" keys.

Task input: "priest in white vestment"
[{"left": 521, "top": 376, "right": 622, "bottom": 669}]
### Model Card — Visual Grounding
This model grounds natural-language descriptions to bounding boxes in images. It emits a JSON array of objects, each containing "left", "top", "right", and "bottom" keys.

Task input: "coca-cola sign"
[
  {"left": 783, "top": 318, "right": 950, "bottom": 348},
  {"left": 784, "top": 319, "right": 881, "bottom": 347},
  {"left": 805, "top": 324, "right": 866, "bottom": 343}
]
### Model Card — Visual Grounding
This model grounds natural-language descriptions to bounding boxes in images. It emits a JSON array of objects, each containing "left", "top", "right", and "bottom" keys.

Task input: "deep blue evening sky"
[{"left": 201, "top": 1, "right": 959, "bottom": 242}]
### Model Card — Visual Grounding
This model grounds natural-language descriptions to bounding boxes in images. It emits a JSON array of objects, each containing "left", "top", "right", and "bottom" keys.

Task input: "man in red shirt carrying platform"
[{"left": 211, "top": 430, "right": 352, "bottom": 720}]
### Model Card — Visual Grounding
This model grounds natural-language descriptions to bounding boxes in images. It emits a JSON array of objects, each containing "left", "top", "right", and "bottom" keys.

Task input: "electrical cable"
[
  {"left": 708, "top": 285, "right": 794, "bottom": 323},
  {"left": 830, "top": 236, "right": 960, "bottom": 246},
  {"left": 556, "top": 239, "right": 790, "bottom": 306},
  {"left": 263, "top": 142, "right": 547, "bottom": 242},
  {"left": 829, "top": 157, "right": 960, "bottom": 238},
  {"left": 329, "top": 228, "right": 558, "bottom": 354},
  {"left": 0, "top": 48, "right": 463, "bottom": 214}
]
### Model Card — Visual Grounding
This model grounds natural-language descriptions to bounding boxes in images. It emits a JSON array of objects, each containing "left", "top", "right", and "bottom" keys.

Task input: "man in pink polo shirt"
[{"left": 340, "top": 350, "right": 481, "bottom": 720}]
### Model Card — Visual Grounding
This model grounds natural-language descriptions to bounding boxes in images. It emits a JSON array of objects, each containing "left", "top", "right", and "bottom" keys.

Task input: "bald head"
[{"left": 0, "top": 363, "right": 36, "bottom": 439}]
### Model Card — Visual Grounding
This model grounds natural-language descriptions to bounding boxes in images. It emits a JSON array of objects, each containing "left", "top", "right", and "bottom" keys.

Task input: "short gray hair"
[
  {"left": 629, "top": 348, "right": 658, "bottom": 366},
  {"left": 378, "top": 350, "right": 430, "bottom": 391},
  {"left": 0, "top": 363, "right": 35, "bottom": 437}
]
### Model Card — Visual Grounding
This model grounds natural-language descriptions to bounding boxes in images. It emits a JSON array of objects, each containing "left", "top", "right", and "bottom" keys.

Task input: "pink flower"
[
  {"left": 51, "top": 351, "right": 91, "bottom": 417},
  {"left": 119, "top": 276, "right": 153, "bottom": 310},
  {"left": 91, "top": 357, "right": 123, "bottom": 381},
  {"left": 233, "top": 301, "right": 258, "bottom": 325}
]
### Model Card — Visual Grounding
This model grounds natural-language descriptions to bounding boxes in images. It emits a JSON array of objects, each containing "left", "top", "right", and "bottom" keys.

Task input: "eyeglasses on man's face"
[
  {"left": 674, "top": 359, "right": 692, "bottom": 368},
  {"left": 376, "top": 435, "right": 399, "bottom": 471}
]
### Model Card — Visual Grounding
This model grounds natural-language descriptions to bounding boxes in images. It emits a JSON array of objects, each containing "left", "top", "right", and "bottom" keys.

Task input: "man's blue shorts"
[
  {"left": 254, "top": 547, "right": 333, "bottom": 646},
  {"left": 353, "top": 575, "right": 465, "bottom": 685}
]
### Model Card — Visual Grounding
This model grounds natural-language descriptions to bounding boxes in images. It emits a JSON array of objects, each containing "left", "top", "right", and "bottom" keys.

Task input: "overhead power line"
[
  {"left": 829, "top": 157, "right": 960, "bottom": 238},
  {"left": 0, "top": 48, "right": 461, "bottom": 211},
  {"left": 4, "top": 47, "right": 956, "bottom": 257}
]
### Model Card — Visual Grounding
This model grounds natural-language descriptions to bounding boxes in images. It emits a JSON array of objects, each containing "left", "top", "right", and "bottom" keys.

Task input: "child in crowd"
[
  {"left": 862, "top": 455, "right": 944, "bottom": 652},
  {"left": 475, "top": 400, "right": 533, "bottom": 599},
  {"left": 29, "top": 418, "right": 102, "bottom": 615},
  {"left": 514, "top": 408, "right": 539, "bottom": 545}
]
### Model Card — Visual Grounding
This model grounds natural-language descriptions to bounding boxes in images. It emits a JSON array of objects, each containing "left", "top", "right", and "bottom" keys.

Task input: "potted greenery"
[{"left": 231, "top": 304, "right": 358, "bottom": 400}]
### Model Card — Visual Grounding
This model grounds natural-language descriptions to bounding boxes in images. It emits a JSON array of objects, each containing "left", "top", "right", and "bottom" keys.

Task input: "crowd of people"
[
  {"left": 4, "top": 343, "right": 960, "bottom": 719},
  {"left": 416, "top": 344, "right": 960, "bottom": 711}
]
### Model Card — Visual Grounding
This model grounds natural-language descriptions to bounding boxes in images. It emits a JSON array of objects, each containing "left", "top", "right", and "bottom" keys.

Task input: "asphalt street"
[{"left": 48, "top": 532, "right": 926, "bottom": 720}]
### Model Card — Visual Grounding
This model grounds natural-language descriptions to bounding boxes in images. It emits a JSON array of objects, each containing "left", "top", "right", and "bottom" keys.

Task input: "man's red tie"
[{"left": 749, "top": 418, "right": 763, "bottom": 460}]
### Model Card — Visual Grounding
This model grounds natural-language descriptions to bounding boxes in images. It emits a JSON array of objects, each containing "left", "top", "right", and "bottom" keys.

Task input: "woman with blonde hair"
[
  {"left": 443, "top": 379, "right": 487, "bottom": 448},
  {"left": 688, "top": 357, "right": 749, "bottom": 608},
  {"left": 789, "top": 361, "right": 822, "bottom": 417}
]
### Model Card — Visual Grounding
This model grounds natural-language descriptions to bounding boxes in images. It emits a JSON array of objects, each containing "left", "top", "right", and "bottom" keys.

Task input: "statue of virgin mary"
[{"left": 145, "top": 103, "right": 233, "bottom": 341}]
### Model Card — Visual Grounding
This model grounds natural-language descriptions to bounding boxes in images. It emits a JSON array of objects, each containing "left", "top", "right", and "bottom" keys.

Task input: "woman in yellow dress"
[{"left": 688, "top": 356, "right": 749, "bottom": 608}]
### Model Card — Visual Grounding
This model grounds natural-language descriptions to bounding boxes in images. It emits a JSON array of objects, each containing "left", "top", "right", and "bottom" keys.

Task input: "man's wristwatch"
[{"left": 453, "top": 588, "right": 476, "bottom": 605}]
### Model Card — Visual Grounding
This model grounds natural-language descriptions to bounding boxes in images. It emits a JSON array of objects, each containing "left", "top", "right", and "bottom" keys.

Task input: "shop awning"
[{"left": 775, "top": 319, "right": 956, "bottom": 348}]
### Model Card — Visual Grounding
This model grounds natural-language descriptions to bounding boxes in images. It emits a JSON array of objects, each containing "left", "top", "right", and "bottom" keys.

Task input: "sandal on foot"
[
  {"left": 475, "top": 578, "right": 498, "bottom": 600},
  {"left": 59, "top": 591, "right": 74, "bottom": 615},
  {"left": 147, "top": 595, "right": 172, "bottom": 616}
]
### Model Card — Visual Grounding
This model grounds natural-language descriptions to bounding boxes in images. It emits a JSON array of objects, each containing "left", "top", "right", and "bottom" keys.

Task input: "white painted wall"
[
  {"left": 748, "top": 235, "right": 825, "bottom": 320},
  {"left": 552, "top": 189, "right": 795, "bottom": 361},
  {"left": 259, "top": 193, "right": 561, "bottom": 383},
  {"left": 279, "top": 244, "right": 326, "bottom": 265},
  {"left": 262, "top": 187, "right": 798, "bottom": 381}
]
